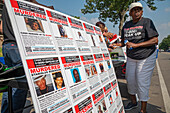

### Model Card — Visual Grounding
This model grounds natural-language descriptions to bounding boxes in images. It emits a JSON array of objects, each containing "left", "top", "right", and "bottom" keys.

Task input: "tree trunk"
[
  {"left": 118, "top": 12, "right": 125, "bottom": 36},
  {"left": 118, "top": 8, "right": 128, "bottom": 36}
]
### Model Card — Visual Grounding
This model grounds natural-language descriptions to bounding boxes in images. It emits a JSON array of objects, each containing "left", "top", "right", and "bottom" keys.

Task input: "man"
[
  {"left": 29, "top": 20, "right": 43, "bottom": 33},
  {"left": 110, "top": 2, "right": 158, "bottom": 113},
  {"left": 85, "top": 68, "right": 90, "bottom": 76},
  {"left": 72, "top": 69, "right": 81, "bottom": 83},
  {"left": 34, "top": 75, "right": 54, "bottom": 96},
  {"left": 1, "top": 0, "right": 54, "bottom": 112},
  {"left": 53, "top": 72, "right": 65, "bottom": 89}
]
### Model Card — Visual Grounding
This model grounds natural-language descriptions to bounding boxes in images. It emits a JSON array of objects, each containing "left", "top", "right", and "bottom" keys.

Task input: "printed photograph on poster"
[
  {"left": 96, "top": 99, "right": 107, "bottom": 113},
  {"left": 99, "top": 63, "right": 105, "bottom": 73},
  {"left": 24, "top": 17, "right": 44, "bottom": 33},
  {"left": 33, "top": 74, "right": 54, "bottom": 96},
  {"left": 98, "top": 35, "right": 104, "bottom": 43},
  {"left": 52, "top": 71, "right": 65, "bottom": 90},
  {"left": 108, "top": 94, "right": 113, "bottom": 105},
  {"left": 58, "top": 24, "right": 68, "bottom": 38},
  {"left": 70, "top": 68, "right": 82, "bottom": 83},
  {"left": 77, "top": 31, "right": 85, "bottom": 40},
  {"left": 90, "top": 35, "right": 97, "bottom": 47},
  {"left": 85, "top": 64, "right": 98, "bottom": 77},
  {"left": 107, "top": 61, "right": 111, "bottom": 69}
]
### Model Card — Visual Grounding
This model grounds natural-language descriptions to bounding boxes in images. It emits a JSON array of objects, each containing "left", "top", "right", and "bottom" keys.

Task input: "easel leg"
[{"left": 8, "top": 86, "right": 14, "bottom": 113}]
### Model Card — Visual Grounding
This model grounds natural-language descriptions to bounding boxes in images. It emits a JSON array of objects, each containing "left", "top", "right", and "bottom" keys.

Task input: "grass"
[{"left": 0, "top": 47, "right": 2, "bottom": 57}]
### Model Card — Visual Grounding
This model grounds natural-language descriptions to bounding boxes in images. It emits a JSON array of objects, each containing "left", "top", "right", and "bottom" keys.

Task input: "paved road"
[
  {"left": 118, "top": 52, "right": 170, "bottom": 113},
  {"left": 157, "top": 52, "right": 170, "bottom": 95}
]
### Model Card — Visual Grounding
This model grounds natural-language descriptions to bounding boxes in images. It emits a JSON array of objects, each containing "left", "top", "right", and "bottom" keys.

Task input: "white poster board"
[{"left": 5, "top": 0, "right": 125, "bottom": 112}]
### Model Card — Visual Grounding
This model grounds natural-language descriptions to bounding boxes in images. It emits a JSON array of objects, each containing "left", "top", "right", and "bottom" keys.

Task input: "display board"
[{"left": 5, "top": 0, "right": 125, "bottom": 112}]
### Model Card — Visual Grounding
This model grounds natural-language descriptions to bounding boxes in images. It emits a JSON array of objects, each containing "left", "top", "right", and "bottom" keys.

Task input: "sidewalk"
[{"left": 117, "top": 66, "right": 166, "bottom": 113}]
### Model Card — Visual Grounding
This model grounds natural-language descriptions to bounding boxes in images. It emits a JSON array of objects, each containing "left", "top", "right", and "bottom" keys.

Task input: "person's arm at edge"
[{"left": 0, "top": 20, "right": 3, "bottom": 34}]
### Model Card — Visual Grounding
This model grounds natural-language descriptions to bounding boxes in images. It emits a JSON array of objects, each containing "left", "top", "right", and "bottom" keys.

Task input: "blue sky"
[{"left": 37, "top": 0, "right": 170, "bottom": 44}]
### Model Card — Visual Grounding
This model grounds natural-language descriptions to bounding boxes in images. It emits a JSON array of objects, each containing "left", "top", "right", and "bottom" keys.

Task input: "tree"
[
  {"left": 81, "top": 0, "right": 164, "bottom": 35},
  {"left": 159, "top": 35, "right": 170, "bottom": 51}
]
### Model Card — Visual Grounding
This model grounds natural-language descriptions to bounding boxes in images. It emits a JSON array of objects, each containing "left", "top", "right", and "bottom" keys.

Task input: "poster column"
[
  {"left": 83, "top": 22, "right": 101, "bottom": 54},
  {"left": 80, "top": 54, "right": 101, "bottom": 93},
  {"left": 68, "top": 17, "right": 91, "bottom": 54},
  {"left": 46, "top": 10, "right": 78, "bottom": 54},
  {"left": 61, "top": 55, "right": 90, "bottom": 103},
  {"left": 26, "top": 57, "right": 72, "bottom": 113},
  {"left": 93, "top": 54, "right": 110, "bottom": 85}
]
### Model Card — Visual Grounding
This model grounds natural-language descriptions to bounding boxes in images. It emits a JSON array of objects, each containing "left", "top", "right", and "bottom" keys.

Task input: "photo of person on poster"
[
  {"left": 58, "top": 24, "right": 68, "bottom": 38},
  {"left": 34, "top": 75, "right": 54, "bottom": 96},
  {"left": 107, "top": 61, "right": 111, "bottom": 69},
  {"left": 102, "top": 100, "right": 107, "bottom": 112},
  {"left": 91, "top": 35, "right": 96, "bottom": 46},
  {"left": 71, "top": 68, "right": 81, "bottom": 83},
  {"left": 108, "top": 94, "right": 113, "bottom": 105},
  {"left": 85, "top": 67, "right": 91, "bottom": 77},
  {"left": 78, "top": 31, "right": 85, "bottom": 40},
  {"left": 97, "top": 104, "right": 103, "bottom": 113},
  {"left": 53, "top": 71, "right": 65, "bottom": 90},
  {"left": 91, "top": 65, "right": 97, "bottom": 75},
  {"left": 24, "top": 17, "right": 44, "bottom": 33},
  {"left": 99, "top": 63, "right": 104, "bottom": 72},
  {"left": 99, "top": 35, "right": 103, "bottom": 43}
]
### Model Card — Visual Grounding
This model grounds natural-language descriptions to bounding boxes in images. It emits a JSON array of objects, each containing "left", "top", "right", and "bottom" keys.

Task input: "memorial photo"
[
  {"left": 107, "top": 61, "right": 111, "bottom": 69},
  {"left": 85, "top": 67, "right": 91, "bottom": 77},
  {"left": 24, "top": 17, "right": 44, "bottom": 33},
  {"left": 77, "top": 31, "right": 85, "bottom": 40},
  {"left": 99, "top": 63, "right": 104, "bottom": 72},
  {"left": 58, "top": 24, "right": 68, "bottom": 38},
  {"left": 34, "top": 74, "right": 54, "bottom": 96},
  {"left": 52, "top": 71, "right": 65, "bottom": 90},
  {"left": 71, "top": 68, "right": 81, "bottom": 83},
  {"left": 91, "top": 64, "right": 98, "bottom": 75}
]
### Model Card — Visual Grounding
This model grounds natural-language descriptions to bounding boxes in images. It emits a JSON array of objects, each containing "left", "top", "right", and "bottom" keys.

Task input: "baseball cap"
[{"left": 129, "top": 2, "right": 143, "bottom": 12}]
